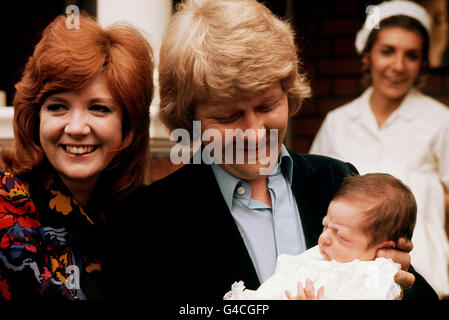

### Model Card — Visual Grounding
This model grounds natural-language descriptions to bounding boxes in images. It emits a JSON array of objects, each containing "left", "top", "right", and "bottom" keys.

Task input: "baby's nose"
[{"left": 319, "top": 232, "right": 332, "bottom": 246}]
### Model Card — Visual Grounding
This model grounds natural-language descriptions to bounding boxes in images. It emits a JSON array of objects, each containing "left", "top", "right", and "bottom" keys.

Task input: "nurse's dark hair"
[
  {"left": 1, "top": 14, "right": 154, "bottom": 201},
  {"left": 361, "top": 15, "right": 430, "bottom": 88}
]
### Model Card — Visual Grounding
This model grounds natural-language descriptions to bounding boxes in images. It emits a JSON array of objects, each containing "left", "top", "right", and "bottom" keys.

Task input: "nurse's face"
[{"left": 366, "top": 27, "right": 423, "bottom": 101}]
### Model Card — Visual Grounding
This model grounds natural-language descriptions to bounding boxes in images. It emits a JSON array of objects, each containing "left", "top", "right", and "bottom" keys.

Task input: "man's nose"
[
  {"left": 64, "top": 111, "right": 91, "bottom": 136},
  {"left": 242, "top": 111, "right": 264, "bottom": 132}
]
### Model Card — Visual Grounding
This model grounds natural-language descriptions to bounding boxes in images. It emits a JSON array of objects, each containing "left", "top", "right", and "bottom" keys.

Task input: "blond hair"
[{"left": 158, "top": 0, "right": 311, "bottom": 133}]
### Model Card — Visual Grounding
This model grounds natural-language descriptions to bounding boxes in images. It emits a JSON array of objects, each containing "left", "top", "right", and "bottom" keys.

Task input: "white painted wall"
[{"left": 97, "top": 0, "right": 172, "bottom": 139}]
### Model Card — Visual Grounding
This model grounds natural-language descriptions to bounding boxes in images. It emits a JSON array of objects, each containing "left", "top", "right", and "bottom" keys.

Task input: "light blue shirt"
[{"left": 211, "top": 145, "right": 306, "bottom": 282}]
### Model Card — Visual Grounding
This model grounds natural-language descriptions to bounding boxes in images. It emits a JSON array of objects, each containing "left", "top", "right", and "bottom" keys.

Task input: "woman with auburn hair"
[{"left": 0, "top": 13, "right": 154, "bottom": 300}]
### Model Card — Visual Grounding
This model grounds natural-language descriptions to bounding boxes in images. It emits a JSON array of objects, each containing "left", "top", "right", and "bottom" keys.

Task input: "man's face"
[{"left": 193, "top": 81, "right": 289, "bottom": 181}]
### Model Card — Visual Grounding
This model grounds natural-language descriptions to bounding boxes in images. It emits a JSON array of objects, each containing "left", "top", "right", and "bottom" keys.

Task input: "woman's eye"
[
  {"left": 380, "top": 48, "right": 393, "bottom": 55},
  {"left": 46, "top": 104, "right": 66, "bottom": 112},
  {"left": 406, "top": 53, "right": 420, "bottom": 61},
  {"left": 90, "top": 104, "right": 111, "bottom": 113}
]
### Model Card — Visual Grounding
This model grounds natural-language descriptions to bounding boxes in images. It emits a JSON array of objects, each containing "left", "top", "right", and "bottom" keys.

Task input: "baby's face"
[{"left": 318, "top": 199, "right": 379, "bottom": 262}]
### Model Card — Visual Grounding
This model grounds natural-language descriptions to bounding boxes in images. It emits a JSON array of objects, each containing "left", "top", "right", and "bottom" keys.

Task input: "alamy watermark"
[
  {"left": 365, "top": 5, "right": 380, "bottom": 30},
  {"left": 170, "top": 121, "right": 279, "bottom": 175},
  {"left": 66, "top": 5, "right": 80, "bottom": 30}
]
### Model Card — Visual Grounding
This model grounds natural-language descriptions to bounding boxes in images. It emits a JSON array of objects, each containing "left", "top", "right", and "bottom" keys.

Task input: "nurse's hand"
[{"left": 376, "top": 237, "right": 415, "bottom": 294}]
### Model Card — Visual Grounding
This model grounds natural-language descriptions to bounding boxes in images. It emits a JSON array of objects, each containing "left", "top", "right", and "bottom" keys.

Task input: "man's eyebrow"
[{"left": 260, "top": 92, "right": 284, "bottom": 104}]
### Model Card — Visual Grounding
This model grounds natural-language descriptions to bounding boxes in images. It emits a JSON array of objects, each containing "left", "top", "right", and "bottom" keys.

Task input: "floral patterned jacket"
[{"left": 0, "top": 171, "right": 106, "bottom": 300}]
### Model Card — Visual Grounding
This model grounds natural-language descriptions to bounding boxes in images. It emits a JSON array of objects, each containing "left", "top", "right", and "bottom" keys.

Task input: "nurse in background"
[{"left": 310, "top": 0, "right": 449, "bottom": 297}]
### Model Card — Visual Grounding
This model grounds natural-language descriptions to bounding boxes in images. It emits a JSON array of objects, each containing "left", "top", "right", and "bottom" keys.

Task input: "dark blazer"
[{"left": 116, "top": 151, "right": 437, "bottom": 301}]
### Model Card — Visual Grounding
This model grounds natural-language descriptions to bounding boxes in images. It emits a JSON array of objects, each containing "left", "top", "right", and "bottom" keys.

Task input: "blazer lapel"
[
  {"left": 197, "top": 164, "right": 260, "bottom": 291},
  {"left": 289, "top": 152, "right": 336, "bottom": 249}
]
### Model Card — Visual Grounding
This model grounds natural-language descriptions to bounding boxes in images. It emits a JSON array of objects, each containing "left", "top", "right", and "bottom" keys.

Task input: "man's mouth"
[{"left": 62, "top": 144, "right": 99, "bottom": 155}]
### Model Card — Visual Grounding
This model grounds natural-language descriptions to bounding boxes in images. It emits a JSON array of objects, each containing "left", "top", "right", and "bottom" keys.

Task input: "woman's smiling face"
[
  {"left": 366, "top": 26, "right": 423, "bottom": 101},
  {"left": 39, "top": 73, "right": 123, "bottom": 188}
]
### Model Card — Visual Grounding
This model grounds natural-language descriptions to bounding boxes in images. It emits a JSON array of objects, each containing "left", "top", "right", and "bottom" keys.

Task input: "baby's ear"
[{"left": 378, "top": 240, "right": 396, "bottom": 249}]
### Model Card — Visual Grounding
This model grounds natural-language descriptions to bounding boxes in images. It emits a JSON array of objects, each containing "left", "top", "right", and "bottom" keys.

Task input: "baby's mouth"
[{"left": 319, "top": 247, "right": 331, "bottom": 261}]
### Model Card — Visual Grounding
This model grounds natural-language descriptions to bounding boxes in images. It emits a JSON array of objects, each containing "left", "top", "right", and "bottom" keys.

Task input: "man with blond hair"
[{"left": 144, "top": 0, "right": 437, "bottom": 301}]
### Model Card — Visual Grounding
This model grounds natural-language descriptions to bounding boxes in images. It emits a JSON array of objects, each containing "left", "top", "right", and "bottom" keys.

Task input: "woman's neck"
[
  {"left": 59, "top": 176, "right": 98, "bottom": 208},
  {"left": 369, "top": 89, "right": 406, "bottom": 128}
]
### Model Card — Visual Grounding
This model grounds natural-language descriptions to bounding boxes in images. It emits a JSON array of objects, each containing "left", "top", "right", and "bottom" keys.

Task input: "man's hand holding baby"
[{"left": 376, "top": 237, "right": 415, "bottom": 291}]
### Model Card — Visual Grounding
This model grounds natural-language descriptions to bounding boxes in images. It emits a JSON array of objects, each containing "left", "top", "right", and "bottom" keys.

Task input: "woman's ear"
[{"left": 361, "top": 52, "right": 371, "bottom": 68}]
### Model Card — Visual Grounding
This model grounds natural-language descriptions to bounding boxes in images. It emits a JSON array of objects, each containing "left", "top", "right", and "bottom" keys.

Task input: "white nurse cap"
[{"left": 354, "top": 0, "right": 432, "bottom": 54}]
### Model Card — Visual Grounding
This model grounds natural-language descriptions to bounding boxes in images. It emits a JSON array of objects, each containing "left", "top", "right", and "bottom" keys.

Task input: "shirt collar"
[
  {"left": 211, "top": 144, "right": 293, "bottom": 210},
  {"left": 348, "top": 86, "right": 423, "bottom": 122},
  {"left": 211, "top": 163, "right": 241, "bottom": 211},
  {"left": 278, "top": 144, "right": 293, "bottom": 184}
]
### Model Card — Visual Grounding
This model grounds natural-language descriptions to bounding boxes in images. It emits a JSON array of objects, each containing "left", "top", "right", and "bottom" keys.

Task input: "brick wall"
[{"left": 291, "top": 0, "right": 365, "bottom": 153}]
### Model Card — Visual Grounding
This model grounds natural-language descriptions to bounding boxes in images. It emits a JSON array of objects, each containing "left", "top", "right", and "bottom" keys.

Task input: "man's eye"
[
  {"left": 215, "top": 113, "right": 240, "bottom": 123},
  {"left": 256, "top": 105, "right": 274, "bottom": 113}
]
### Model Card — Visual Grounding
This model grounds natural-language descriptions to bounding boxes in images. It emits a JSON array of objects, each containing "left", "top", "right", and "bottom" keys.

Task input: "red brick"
[
  {"left": 317, "top": 58, "right": 361, "bottom": 76},
  {"left": 322, "top": 18, "right": 361, "bottom": 36},
  {"left": 334, "top": 0, "right": 360, "bottom": 15},
  {"left": 291, "top": 116, "right": 324, "bottom": 136},
  {"left": 305, "top": 40, "right": 331, "bottom": 57},
  {"left": 333, "top": 78, "right": 361, "bottom": 96},
  {"left": 311, "top": 78, "right": 331, "bottom": 96},
  {"left": 444, "top": 75, "right": 449, "bottom": 94},
  {"left": 318, "top": 97, "right": 354, "bottom": 115},
  {"left": 298, "top": 99, "right": 318, "bottom": 115},
  {"left": 422, "top": 74, "right": 443, "bottom": 95},
  {"left": 333, "top": 38, "right": 357, "bottom": 56},
  {"left": 433, "top": 96, "right": 449, "bottom": 107},
  {"left": 292, "top": 136, "right": 313, "bottom": 154}
]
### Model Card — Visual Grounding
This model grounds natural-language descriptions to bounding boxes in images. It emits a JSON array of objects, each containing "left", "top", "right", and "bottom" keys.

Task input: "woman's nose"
[
  {"left": 392, "top": 54, "right": 405, "bottom": 72},
  {"left": 64, "top": 111, "right": 91, "bottom": 136}
]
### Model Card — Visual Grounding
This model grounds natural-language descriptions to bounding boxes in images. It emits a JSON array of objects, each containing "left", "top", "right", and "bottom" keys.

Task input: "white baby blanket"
[{"left": 224, "top": 245, "right": 401, "bottom": 300}]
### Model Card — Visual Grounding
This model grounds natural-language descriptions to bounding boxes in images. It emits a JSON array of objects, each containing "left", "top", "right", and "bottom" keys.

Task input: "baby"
[{"left": 224, "top": 173, "right": 417, "bottom": 300}]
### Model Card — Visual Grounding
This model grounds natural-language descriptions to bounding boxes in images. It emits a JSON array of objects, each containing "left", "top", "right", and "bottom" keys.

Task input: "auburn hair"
[{"left": 3, "top": 14, "right": 154, "bottom": 201}]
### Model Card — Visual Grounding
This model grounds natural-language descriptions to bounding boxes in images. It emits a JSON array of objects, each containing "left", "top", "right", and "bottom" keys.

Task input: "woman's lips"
[{"left": 61, "top": 144, "right": 99, "bottom": 155}]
